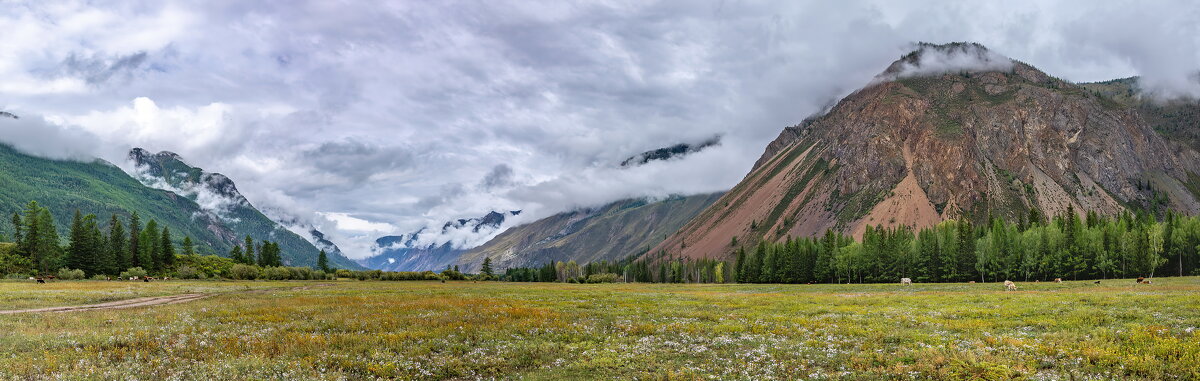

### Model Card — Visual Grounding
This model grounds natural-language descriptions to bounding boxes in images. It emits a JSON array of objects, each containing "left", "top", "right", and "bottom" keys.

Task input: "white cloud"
[{"left": 3, "top": 0, "right": 1200, "bottom": 258}]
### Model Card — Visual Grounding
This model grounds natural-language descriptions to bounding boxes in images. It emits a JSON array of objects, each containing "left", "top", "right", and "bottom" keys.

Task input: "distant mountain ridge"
[
  {"left": 359, "top": 210, "right": 520, "bottom": 271},
  {"left": 456, "top": 193, "right": 722, "bottom": 273},
  {"left": 620, "top": 136, "right": 721, "bottom": 167}
]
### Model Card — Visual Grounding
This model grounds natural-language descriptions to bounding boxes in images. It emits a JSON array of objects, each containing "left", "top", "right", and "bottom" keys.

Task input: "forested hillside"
[{"left": 0, "top": 144, "right": 234, "bottom": 255}]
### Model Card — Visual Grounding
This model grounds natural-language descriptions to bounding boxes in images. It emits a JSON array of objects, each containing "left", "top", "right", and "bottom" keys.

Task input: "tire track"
[{"left": 0, "top": 283, "right": 333, "bottom": 314}]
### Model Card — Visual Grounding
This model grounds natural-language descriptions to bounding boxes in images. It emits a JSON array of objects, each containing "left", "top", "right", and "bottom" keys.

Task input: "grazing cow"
[
  {"left": 1094, "top": 280, "right": 1101, "bottom": 285},
  {"left": 969, "top": 281, "right": 976, "bottom": 284},
  {"left": 35, "top": 278, "right": 45, "bottom": 284},
  {"left": 901, "top": 278, "right": 912, "bottom": 285},
  {"left": 1003, "top": 280, "right": 1018, "bottom": 291},
  {"left": 1054, "top": 278, "right": 1062, "bottom": 283}
]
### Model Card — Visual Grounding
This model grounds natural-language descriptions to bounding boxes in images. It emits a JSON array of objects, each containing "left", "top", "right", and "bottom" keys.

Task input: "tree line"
[
  {"left": 504, "top": 207, "right": 1200, "bottom": 284},
  {"left": 1, "top": 200, "right": 296, "bottom": 278}
]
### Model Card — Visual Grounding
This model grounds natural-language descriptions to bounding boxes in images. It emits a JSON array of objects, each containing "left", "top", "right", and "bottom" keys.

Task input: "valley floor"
[{"left": 0, "top": 278, "right": 1197, "bottom": 379}]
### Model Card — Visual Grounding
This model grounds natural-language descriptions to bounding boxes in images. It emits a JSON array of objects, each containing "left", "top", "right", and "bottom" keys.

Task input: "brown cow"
[{"left": 1054, "top": 278, "right": 1062, "bottom": 283}]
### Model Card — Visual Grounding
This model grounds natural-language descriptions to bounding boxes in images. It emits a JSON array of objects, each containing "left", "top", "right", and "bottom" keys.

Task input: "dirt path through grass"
[{"left": 0, "top": 283, "right": 333, "bottom": 314}]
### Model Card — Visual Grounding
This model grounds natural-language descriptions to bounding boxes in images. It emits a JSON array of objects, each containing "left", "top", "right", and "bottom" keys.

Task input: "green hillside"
[{"left": 0, "top": 144, "right": 232, "bottom": 255}]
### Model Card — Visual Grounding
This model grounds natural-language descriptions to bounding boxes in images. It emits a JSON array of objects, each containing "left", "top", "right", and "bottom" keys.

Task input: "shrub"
[
  {"left": 262, "top": 266, "right": 291, "bottom": 280},
  {"left": 176, "top": 266, "right": 205, "bottom": 279},
  {"left": 441, "top": 269, "right": 467, "bottom": 280},
  {"left": 586, "top": 273, "right": 620, "bottom": 283},
  {"left": 119, "top": 267, "right": 148, "bottom": 279},
  {"left": 56, "top": 268, "right": 86, "bottom": 280},
  {"left": 90, "top": 274, "right": 109, "bottom": 280},
  {"left": 5, "top": 273, "right": 30, "bottom": 279},
  {"left": 229, "top": 264, "right": 261, "bottom": 280}
]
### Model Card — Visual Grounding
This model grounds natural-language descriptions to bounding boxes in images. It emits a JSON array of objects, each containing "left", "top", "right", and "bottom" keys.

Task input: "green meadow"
[{"left": 0, "top": 278, "right": 1197, "bottom": 380}]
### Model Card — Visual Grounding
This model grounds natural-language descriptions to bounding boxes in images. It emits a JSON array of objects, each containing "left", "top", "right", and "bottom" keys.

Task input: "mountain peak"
[{"left": 877, "top": 42, "right": 1016, "bottom": 81}]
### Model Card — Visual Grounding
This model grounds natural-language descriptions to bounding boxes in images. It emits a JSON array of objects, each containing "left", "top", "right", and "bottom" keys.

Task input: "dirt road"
[{"left": 0, "top": 283, "right": 333, "bottom": 314}]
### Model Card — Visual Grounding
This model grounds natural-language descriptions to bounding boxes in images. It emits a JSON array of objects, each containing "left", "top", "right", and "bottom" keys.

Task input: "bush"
[
  {"left": 56, "top": 268, "right": 86, "bottom": 280},
  {"left": 335, "top": 269, "right": 353, "bottom": 279},
  {"left": 230, "top": 264, "right": 261, "bottom": 280},
  {"left": 586, "top": 273, "right": 620, "bottom": 283},
  {"left": 90, "top": 274, "right": 109, "bottom": 280},
  {"left": 119, "top": 267, "right": 148, "bottom": 279},
  {"left": 441, "top": 269, "right": 467, "bottom": 280},
  {"left": 176, "top": 266, "right": 205, "bottom": 279},
  {"left": 174, "top": 254, "right": 235, "bottom": 279},
  {"left": 5, "top": 273, "right": 30, "bottom": 279}
]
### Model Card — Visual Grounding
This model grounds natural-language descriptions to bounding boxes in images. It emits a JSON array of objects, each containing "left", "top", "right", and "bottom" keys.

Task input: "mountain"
[
  {"left": 0, "top": 143, "right": 235, "bottom": 254},
  {"left": 651, "top": 42, "right": 1200, "bottom": 261},
  {"left": 127, "top": 148, "right": 363, "bottom": 269},
  {"left": 1078, "top": 77, "right": 1200, "bottom": 153},
  {"left": 359, "top": 211, "right": 519, "bottom": 271},
  {"left": 455, "top": 193, "right": 722, "bottom": 272},
  {"left": 620, "top": 136, "right": 721, "bottom": 167}
]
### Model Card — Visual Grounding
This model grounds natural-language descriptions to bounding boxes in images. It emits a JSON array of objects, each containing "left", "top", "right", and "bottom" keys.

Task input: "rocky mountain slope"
[
  {"left": 128, "top": 148, "right": 363, "bottom": 269},
  {"left": 455, "top": 193, "right": 722, "bottom": 272},
  {"left": 359, "top": 211, "right": 519, "bottom": 272},
  {"left": 652, "top": 42, "right": 1200, "bottom": 262}
]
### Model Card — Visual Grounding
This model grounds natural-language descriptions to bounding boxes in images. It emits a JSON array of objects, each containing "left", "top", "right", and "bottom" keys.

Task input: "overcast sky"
[{"left": 2, "top": 0, "right": 1199, "bottom": 258}]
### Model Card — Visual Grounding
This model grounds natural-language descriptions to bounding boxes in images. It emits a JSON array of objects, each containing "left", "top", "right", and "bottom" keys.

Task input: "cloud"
[
  {"left": 876, "top": 42, "right": 1014, "bottom": 82},
  {"left": 0, "top": 112, "right": 119, "bottom": 161},
  {"left": 4, "top": 0, "right": 1200, "bottom": 258},
  {"left": 479, "top": 164, "right": 515, "bottom": 190}
]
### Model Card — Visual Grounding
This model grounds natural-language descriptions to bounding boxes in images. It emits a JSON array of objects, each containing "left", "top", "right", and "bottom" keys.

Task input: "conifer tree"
[
  {"left": 160, "top": 227, "right": 176, "bottom": 270},
  {"left": 66, "top": 210, "right": 87, "bottom": 271},
  {"left": 10, "top": 212, "right": 22, "bottom": 244},
  {"left": 128, "top": 212, "right": 142, "bottom": 269},
  {"left": 244, "top": 236, "right": 256, "bottom": 265},
  {"left": 229, "top": 245, "right": 244, "bottom": 264},
  {"left": 181, "top": 236, "right": 195, "bottom": 256},
  {"left": 104, "top": 214, "right": 126, "bottom": 275},
  {"left": 481, "top": 257, "right": 494, "bottom": 278},
  {"left": 143, "top": 220, "right": 160, "bottom": 272},
  {"left": 317, "top": 249, "right": 329, "bottom": 272}
]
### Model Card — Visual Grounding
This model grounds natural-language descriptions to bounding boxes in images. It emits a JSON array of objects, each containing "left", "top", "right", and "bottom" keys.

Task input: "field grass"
[{"left": 0, "top": 278, "right": 1198, "bottom": 380}]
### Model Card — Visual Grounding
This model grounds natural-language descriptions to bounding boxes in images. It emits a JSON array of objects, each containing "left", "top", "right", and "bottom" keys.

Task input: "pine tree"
[
  {"left": 160, "top": 227, "right": 176, "bottom": 271},
  {"left": 143, "top": 220, "right": 159, "bottom": 272},
  {"left": 30, "top": 207, "right": 61, "bottom": 274},
  {"left": 138, "top": 228, "right": 154, "bottom": 271},
  {"left": 128, "top": 212, "right": 142, "bottom": 270},
  {"left": 317, "top": 249, "right": 329, "bottom": 272},
  {"left": 10, "top": 212, "right": 22, "bottom": 244},
  {"left": 229, "top": 245, "right": 244, "bottom": 264},
  {"left": 182, "top": 236, "right": 195, "bottom": 256},
  {"left": 244, "top": 236, "right": 256, "bottom": 265},
  {"left": 66, "top": 210, "right": 87, "bottom": 271},
  {"left": 481, "top": 257, "right": 494, "bottom": 278},
  {"left": 104, "top": 214, "right": 126, "bottom": 275}
]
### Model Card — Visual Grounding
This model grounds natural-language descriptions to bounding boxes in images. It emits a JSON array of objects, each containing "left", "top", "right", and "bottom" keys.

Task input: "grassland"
[{"left": 0, "top": 278, "right": 1197, "bottom": 380}]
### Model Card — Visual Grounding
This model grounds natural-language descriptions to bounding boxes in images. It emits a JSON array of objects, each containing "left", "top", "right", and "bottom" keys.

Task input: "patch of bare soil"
[{"left": 851, "top": 145, "right": 942, "bottom": 240}]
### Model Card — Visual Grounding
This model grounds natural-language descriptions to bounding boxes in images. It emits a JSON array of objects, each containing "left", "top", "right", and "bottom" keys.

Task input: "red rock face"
[{"left": 651, "top": 55, "right": 1200, "bottom": 263}]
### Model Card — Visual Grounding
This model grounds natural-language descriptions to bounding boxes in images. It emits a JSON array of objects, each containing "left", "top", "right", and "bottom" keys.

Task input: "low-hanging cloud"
[
  {"left": 876, "top": 42, "right": 1014, "bottom": 82},
  {"left": 5, "top": 1, "right": 1200, "bottom": 259},
  {"left": 0, "top": 112, "right": 120, "bottom": 161}
]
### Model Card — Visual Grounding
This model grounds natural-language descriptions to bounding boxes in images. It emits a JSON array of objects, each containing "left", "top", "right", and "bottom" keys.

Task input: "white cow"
[
  {"left": 900, "top": 278, "right": 912, "bottom": 285},
  {"left": 1003, "top": 280, "right": 1018, "bottom": 291}
]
